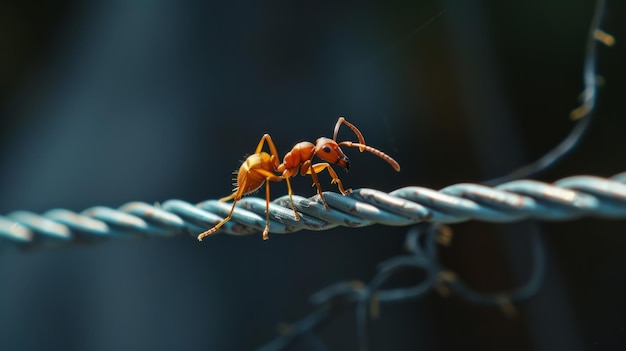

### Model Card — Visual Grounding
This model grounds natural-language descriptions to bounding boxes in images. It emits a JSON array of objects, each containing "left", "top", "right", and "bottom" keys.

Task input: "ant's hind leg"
[
  {"left": 262, "top": 179, "right": 272, "bottom": 240},
  {"left": 255, "top": 134, "right": 281, "bottom": 159},
  {"left": 219, "top": 192, "right": 237, "bottom": 202},
  {"left": 198, "top": 200, "right": 238, "bottom": 241}
]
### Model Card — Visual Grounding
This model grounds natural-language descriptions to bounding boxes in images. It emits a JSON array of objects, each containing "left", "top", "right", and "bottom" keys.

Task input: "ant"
[{"left": 197, "top": 117, "right": 400, "bottom": 241}]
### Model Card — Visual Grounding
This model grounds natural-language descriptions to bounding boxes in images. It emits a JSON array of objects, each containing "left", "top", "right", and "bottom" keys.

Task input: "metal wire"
[
  {"left": 2, "top": 172, "right": 626, "bottom": 250},
  {"left": 257, "top": 222, "right": 546, "bottom": 351},
  {"left": 483, "top": 0, "right": 610, "bottom": 186}
]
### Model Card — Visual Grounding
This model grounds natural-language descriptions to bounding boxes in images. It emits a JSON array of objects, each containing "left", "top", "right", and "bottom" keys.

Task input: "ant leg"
[
  {"left": 263, "top": 178, "right": 271, "bottom": 240},
  {"left": 284, "top": 177, "right": 300, "bottom": 221},
  {"left": 219, "top": 192, "right": 237, "bottom": 202},
  {"left": 255, "top": 133, "right": 282, "bottom": 171},
  {"left": 254, "top": 170, "right": 289, "bottom": 240},
  {"left": 333, "top": 117, "right": 366, "bottom": 151},
  {"left": 255, "top": 134, "right": 281, "bottom": 160},
  {"left": 301, "top": 160, "right": 330, "bottom": 210},
  {"left": 197, "top": 199, "right": 238, "bottom": 241},
  {"left": 310, "top": 163, "right": 352, "bottom": 195}
]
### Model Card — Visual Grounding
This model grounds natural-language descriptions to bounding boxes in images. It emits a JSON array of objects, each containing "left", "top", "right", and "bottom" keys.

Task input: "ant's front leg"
[
  {"left": 301, "top": 160, "right": 330, "bottom": 210},
  {"left": 309, "top": 162, "right": 352, "bottom": 195}
]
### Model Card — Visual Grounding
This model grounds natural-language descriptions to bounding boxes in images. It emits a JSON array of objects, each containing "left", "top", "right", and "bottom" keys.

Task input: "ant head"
[{"left": 314, "top": 137, "right": 350, "bottom": 170}]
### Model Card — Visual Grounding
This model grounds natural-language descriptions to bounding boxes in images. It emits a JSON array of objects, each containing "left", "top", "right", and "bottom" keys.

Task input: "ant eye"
[{"left": 322, "top": 146, "right": 331, "bottom": 153}]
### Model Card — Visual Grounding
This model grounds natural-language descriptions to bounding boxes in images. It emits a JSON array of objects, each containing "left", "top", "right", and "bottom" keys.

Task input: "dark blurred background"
[{"left": 1, "top": 0, "right": 626, "bottom": 350}]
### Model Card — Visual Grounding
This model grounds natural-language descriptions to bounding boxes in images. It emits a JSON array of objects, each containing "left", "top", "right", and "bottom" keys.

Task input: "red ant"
[{"left": 197, "top": 117, "right": 400, "bottom": 241}]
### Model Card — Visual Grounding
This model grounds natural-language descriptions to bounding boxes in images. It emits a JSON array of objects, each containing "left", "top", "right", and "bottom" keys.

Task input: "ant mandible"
[{"left": 197, "top": 117, "right": 400, "bottom": 242}]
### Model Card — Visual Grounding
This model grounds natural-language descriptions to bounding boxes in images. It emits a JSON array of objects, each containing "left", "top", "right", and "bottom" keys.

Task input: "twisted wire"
[
  {"left": 2, "top": 172, "right": 626, "bottom": 250},
  {"left": 257, "top": 223, "right": 546, "bottom": 351}
]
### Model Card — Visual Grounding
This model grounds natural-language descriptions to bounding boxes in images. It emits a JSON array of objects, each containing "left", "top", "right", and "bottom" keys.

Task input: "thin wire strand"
[
  {"left": 255, "top": 222, "right": 546, "bottom": 351},
  {"left": 483, "top": 0, "right": 612, "bottom": 186}
]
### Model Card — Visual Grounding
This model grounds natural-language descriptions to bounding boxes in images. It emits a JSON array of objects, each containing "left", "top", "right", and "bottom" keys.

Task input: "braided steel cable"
[{"left": 2, "top": 172, "right": 625, "bottom": 250}]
